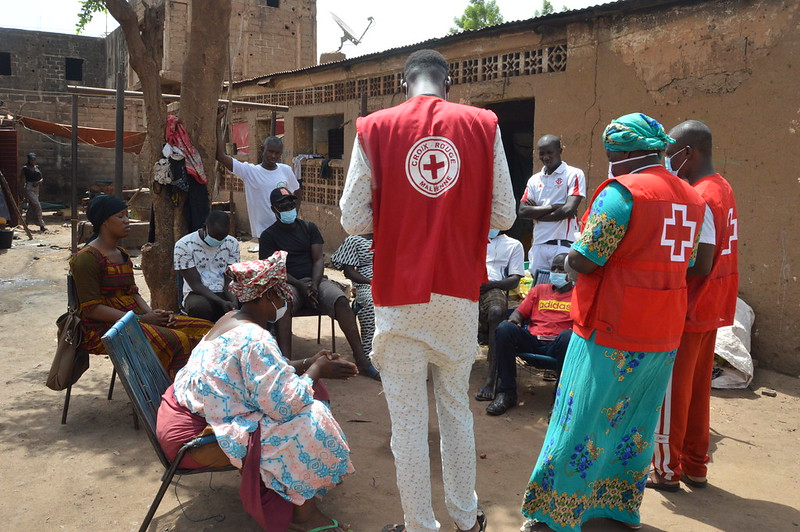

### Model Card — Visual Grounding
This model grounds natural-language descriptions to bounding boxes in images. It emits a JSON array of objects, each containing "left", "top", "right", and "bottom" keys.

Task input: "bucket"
[{"left": 0, "top": 228, "right": 13, "bottom": 249}]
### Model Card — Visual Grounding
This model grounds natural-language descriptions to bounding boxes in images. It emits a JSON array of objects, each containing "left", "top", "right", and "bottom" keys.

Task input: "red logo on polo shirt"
[
  {"left": 405, "top": 136, "right": 461, "bottom": 198},
  {"left": 556, "top": 177, "right": 563, "bottom": 185}
]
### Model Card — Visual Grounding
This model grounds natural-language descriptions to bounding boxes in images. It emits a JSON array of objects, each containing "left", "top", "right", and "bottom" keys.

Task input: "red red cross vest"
[
  {"left": 357, "top": 95, "right": 496, "bottom": 306},
  {"left": 685, "top": 173, "right": 739, "bottom": 332},
  {"left": 571, "top": 167, "right": 705, "bottom": 352}
]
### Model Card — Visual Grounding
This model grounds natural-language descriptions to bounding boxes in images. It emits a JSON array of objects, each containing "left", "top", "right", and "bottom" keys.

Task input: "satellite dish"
[{"left": 332, "top": 13, "right": 374, "bottom": 51}]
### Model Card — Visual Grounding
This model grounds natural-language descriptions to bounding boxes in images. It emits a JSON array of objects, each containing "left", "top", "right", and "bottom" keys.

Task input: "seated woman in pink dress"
[{"left": 156, "top": 251, "right": 359, "bottom": 532}]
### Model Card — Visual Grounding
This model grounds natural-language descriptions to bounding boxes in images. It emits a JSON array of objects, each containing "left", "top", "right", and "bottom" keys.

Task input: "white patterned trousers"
[{"left": 372, "top": 294, "right": 479, "bottom": 532}]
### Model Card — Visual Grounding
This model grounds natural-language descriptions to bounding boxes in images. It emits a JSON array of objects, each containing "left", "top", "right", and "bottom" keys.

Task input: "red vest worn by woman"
[
  {"left": 685, "top": 173, "right": 739, "bottom": 332},
  {"left": 357, "top": 95, "right": 496, "bottom": 307},
  {"left": 571, "top": 167, "right": 706, "bottom": 352}
]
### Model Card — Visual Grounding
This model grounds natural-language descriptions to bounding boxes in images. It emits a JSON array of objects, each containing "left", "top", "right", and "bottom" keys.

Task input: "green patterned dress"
[{"left": 521, "top": 181, "right": 683, "bottom": 530}]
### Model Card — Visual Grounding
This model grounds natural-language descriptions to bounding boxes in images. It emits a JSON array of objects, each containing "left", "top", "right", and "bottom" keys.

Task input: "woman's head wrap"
[
  {"left": 602, "top": 113, "right": 675, "bottom": 152},
  {"left": 86, "top": 194, "right": 128, "bottom": 235},
  {"left": 227, "top": 251, "right": 293, "bottom": 304}
]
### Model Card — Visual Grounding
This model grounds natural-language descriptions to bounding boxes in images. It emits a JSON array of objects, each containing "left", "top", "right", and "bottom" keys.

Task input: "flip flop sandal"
[
  {"left": 476, "top": 505, "right": 488, "bottom": 532},
  {"left": 645, "top": 471, "right": 680, "bottom": 492},
  {"left": 290, "top": 518, "right": 349, "bottom": 532},
  {"left": 681, "top": 473, "right": 708, "bottom": 488},
  {"left": 382, "top": 525, "right": 406, "bottom": 532},
  {"left": 474, "top": 387, "right": 494, "bottom": 401}
]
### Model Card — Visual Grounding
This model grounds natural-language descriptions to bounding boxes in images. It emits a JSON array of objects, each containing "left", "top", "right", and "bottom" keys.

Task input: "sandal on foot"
[
  {"left": 476, "top": 505, "right": 487, "bottom": 532},
  {"left": 645, "top": 470, "right": 680, "bottom": 492},
  {"left": 360, "top": 363, "right": 381, "bottom": 381},
  {"left": 474, "top": 387, "right": 494, "bottom": 401},
  {"left": 542, "top": 370, "right": 558, "bottom": 382},
  {"left": 681, "top": 472, "right": 708, "bottom": 488},
  {"left": 289, "top": 517, "right": 347, "bottom": 532},
  {"left": 382, "top": 525, "right": 406, "bottom": 532}
]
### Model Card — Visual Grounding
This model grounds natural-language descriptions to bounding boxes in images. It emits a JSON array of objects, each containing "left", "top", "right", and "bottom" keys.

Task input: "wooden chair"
[
  {"left": 61, "top": 273, "right": 120, "bottom": 425},
  {"left": 101, "top": 311, "right": 236, "bottom": 532}
]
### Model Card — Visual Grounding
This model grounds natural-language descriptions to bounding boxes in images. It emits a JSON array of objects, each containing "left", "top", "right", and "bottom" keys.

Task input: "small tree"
[
  {"left": 79, "top": 0, "right": 231, "bottom": 309},
  {"left": 450, "top": 0, "right": 504, "bottom": 34},
  {"left": 534, "top": 0, "right": 556, "bottom": 17}
]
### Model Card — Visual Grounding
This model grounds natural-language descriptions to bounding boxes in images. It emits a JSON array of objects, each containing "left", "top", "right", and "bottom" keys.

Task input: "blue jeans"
[{"left": 494, "top": 321, "right": 572, "bottom": 394}]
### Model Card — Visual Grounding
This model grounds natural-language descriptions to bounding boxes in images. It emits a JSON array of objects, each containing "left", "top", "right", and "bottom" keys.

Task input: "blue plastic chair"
[
  {"left": 101, "top": 311, "right": 235, "bottom": 532},
  {"left": 533, "top": 268, "right": 551, "bottom": 286}
]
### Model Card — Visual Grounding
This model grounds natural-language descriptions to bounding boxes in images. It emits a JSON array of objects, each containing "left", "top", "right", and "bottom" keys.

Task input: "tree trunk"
[
  {"left": 101, "top": 0, "right": 231, "bottom": 311},
  {"left": 141, "top": 1, "right": 232, "bottom": 311},
  {"left": 180, "top": 0, "right": 232, "bottom": 195}
]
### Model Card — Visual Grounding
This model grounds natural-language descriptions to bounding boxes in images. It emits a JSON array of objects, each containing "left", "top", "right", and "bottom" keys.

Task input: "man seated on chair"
[
  {"left": 174, "top": 211, "right": 240, "bottom": 322},
  {"left": 475, "top": 229, "right": 525, "bottom": 402},
  {"left": 486, "top": 253, "right": 574, "bottom": 416},
  {"left": 259, "top": 187, "right": 380, "bottom": 380}
]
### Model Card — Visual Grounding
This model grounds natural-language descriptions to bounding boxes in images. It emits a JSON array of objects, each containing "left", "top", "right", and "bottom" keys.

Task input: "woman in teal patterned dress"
[{"left": 521, "top": 113, "right": 705, "bottom": 531}]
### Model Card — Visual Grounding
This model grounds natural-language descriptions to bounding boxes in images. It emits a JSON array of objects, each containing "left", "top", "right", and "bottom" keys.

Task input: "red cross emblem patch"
[
  {"left": 405, "top": 136, "right": 461, "bottom": 198},
  {"left": 721, "top": 208, "right": 738, "bottom": 256},
  {"left": 661, "top": 203, "right": 697, "bottom": 262}
]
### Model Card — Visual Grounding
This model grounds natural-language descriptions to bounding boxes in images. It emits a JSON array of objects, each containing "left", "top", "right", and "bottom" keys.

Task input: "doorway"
[
  {"left": 485, "top": 99, "right": 534, "bottom": 254},
  {"left": 0, "top": 129, "right": 19, "bottom": 225}
]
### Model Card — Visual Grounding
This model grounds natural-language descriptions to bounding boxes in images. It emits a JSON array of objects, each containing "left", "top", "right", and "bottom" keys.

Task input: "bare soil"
[{"left": 1, "top": 216, "right": 798, "bottom": 532}]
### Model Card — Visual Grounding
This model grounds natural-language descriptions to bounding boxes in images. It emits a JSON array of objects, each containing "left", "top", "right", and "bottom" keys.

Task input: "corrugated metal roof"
[{"left": 233, "top": 0, "right": 681, "bottom": 87}]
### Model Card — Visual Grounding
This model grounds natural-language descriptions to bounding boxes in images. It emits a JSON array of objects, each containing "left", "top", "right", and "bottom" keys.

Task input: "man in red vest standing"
[
  {"left": 649, "top": 121, "right": 739, "bottom": 491},
  {"left": 341, "top": 49, "right": 516, "bottom": 532}
]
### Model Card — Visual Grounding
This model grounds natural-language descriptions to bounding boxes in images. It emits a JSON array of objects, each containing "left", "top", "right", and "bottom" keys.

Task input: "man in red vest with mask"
[
  {"left": 340, "top": 49, "right": 515, "bottom": 532},
  {"left": 649, "top": 120, "right": 739, "bottom": 492}
]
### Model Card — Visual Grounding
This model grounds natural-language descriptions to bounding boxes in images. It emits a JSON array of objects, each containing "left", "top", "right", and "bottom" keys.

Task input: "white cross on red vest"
[
  {"left": 661, "top": 203, "right": 697, "bottom": 262},
  {"left": 721, "top": 207, "right": 738, "bottom": 256}
]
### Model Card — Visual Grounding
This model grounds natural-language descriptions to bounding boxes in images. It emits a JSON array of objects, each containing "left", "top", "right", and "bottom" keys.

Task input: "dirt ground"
[{"left": 1, "top": 215, "right": 799, "bottom": 532}]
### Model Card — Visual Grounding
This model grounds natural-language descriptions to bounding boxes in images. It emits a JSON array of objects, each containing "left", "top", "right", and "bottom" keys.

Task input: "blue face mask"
[
  {"left": 278, "top": 208, "right": 297, "bottom": 224},
  {"left": 203, "top": 233, "right": 224, "bottom": 247},
  {"left": 550, "top": 272, "right": 569, "bottom": 288},
  {"left": 665, "top": 146, "right": 689, "bottom": 176},
  {"left": 488, "top": 229, "right": 500, "bottom": 240}
]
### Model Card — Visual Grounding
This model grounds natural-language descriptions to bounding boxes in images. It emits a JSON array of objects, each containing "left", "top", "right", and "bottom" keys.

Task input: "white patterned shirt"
[{"left": 173, "top": 230, "right": 240, "bottom": 300}]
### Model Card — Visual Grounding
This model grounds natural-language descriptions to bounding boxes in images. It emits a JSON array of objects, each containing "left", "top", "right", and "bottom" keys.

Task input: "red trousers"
[{"left": 652, "top": 329, "right": 717, "bottom": 481}]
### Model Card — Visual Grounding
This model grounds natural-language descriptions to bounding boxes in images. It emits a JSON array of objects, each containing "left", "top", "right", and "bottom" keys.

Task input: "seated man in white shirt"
[
  {"left": 475, "top": 229, "right": 525, "bottom": 401},
  {"left": 216, "top": 105, "right": 301, "bottom": 238},
  {"left": 519, "top": 135, "right": 586, "bottom": 272},
  {"left": 173, "top": 211, "right": 240, "bottom": 322}
]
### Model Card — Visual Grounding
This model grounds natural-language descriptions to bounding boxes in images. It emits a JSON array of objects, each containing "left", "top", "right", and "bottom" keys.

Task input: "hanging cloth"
[{"left": 164, "top": 115, "right": 207, "bottom": 184}]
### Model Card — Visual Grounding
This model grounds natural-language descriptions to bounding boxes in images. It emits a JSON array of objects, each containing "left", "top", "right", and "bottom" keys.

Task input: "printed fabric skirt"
[{"left": 521, "top": 332, "right": 676, "bottom": 531}]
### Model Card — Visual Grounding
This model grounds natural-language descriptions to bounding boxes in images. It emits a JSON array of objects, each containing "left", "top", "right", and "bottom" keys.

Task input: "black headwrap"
[{"left": 86, "top": 194, "right": 128, "bottom": 235}]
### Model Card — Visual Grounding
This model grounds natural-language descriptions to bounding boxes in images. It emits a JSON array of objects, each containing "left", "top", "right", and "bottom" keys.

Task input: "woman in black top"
[{"left": 20, "top": 152, "right": 45, "bottom": 231}]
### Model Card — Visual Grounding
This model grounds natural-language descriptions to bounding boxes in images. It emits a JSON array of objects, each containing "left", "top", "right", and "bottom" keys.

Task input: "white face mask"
[
  {"left": 664, "top": 146, "right": 689, "bottom": 176},
  {"left": 608, "top": 153, "right": 655, "bottom": 177},
  {"left": 270, "top": 298, "right": 288, "bottom": 322}
]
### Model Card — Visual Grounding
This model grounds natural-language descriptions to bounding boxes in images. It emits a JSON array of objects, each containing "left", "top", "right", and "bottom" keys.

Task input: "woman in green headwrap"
[{"left": 520, "top": 113, "right": 707, "bottom": 531}]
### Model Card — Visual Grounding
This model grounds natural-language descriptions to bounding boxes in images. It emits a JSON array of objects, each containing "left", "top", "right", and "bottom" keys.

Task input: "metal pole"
[
  {"left": 66, "top": 85, "right": 288, "bottom": 112},
  {"left": 114, "top": 71, "right": 124, "bottom": 199},
  {"left": 71, "top": 95, "right": 78, "bottom": 254},
  {"left": 270, "top": 110, "right": 277, "bottom": 136}
]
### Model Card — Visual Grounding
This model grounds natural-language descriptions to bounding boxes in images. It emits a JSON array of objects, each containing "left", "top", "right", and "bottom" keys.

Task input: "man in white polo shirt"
[
  {"left": 475, "top": 229, "right": 525, "bottom": 401},
  {"left": 519, "top": 135, "right": 586, "bottom": 272},
  {"left": 216, "top": 105, "right": 301, "bottom": 238}
]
